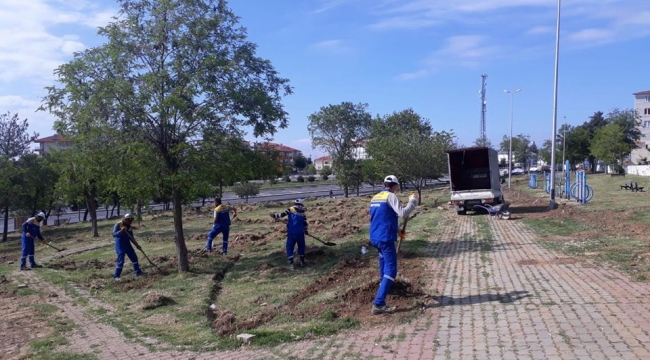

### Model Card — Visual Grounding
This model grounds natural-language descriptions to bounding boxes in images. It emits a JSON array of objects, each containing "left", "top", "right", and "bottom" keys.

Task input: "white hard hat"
[
  {"left": 36, "top": 212, "right": 46, "bottom": 218},
  {"left": 294, "top": 198, "right": 304, "bottom": 205},
  {"left": 124, "top": 213, "right": 134, "bottom": 220},
  {"left": 384, "top": 175, "right": 399, "bottom": 184}
]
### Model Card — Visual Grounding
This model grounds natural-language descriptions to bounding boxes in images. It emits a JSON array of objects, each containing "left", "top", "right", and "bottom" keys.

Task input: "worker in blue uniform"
[
  {"left": 112, "top": 213, "right": 144, "bottom": 280},
  {"left": 20, "top": 212, "right": 47, "bottom": 270},
  {"left": 369, "top": 175, "right": 417, "bottom": 314},
  {"left": 270, "top": 198, "right": 309, "bottom": 270},
  {"left": 205, "top": 198, "right": 237, "bottom": 255}
]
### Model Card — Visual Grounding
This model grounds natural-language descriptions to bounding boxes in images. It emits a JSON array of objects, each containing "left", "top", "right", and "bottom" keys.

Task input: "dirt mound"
[
  {"left": 137, "top": 291, "right": 176, "bottom": 310},
  {"left": 256, "top": 263, "right": 275, "bottom": 271},
  {"left": 212, "top": 310, "right": 237, "bottom": 336},
  {"left": 49, "top": 259, "right": 113, "bottom": 271}
]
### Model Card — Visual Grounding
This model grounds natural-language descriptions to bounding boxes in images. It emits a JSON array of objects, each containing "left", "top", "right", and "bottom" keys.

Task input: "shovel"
[
  {"left": 126, "top": 232, "right": 162, "bottom": 272},
  {"left": 44, "top": 241, "right": 65, "bottom": 252},
  {"left": 397, "top": 210, "right": 420, "bottom": 254},
  {"left": 307, "top": 233, "right": 337, "bottom": 247}
]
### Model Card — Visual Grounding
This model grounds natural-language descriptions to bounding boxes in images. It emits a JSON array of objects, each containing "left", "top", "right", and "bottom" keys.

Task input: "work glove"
[
  {"left": 398, "top": 230, "right": 406, "bottom": 240},
  {"left": 136, "top": 244, "right": 142, "bottom": 250},
  {"left": 409, "top": 193, "right": 418, "bottom": 201},
  {"left": 121, "top": 227, "right": 127, "bottom": 233}
]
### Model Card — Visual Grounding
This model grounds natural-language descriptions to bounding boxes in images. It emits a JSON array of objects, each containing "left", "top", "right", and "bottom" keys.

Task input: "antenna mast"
[{"left": 480, "top": 74, "right": 488, "bottom": 145}]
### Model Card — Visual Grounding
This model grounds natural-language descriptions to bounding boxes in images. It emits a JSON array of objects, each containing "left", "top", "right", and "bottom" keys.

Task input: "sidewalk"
[{"left": 13, "top": 215, "right": 650, "bottom": 359}]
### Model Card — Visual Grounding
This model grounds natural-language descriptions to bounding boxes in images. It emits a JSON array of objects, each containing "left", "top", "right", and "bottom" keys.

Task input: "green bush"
[
  {"left": 307, "top": 175, "right": 315, "bottom": 182},
  {"left": 283, "top": 175, "right": 291, "bottom": 182},
  {"left": 297, "top": 175, "right": 305, "bottom": 182},
  {"left": 321, "top": 174, "right": 329, "bottom": 181}
]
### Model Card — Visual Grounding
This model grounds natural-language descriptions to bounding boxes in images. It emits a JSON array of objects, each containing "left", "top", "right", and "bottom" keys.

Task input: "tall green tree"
[
  {"left": 308, "top": 102, "right": 372, "bottom": 198},
  {"left": 292, "top": 151, "right": 308, "bottom": 171},
  {"left": 0, "top": 112, "right": 38, "bottom": 242},
  {"left": 605, "top": 108, "right": 641, "bottom": 151},
  {"left": 42, "top": 0, "right": 291, "bottom": 272},
  {"left": 366, "top": 109, "right": 454, "bottom": 202},
  {"left": 590, "top": 124, "right": 629, "bottom": 169}
]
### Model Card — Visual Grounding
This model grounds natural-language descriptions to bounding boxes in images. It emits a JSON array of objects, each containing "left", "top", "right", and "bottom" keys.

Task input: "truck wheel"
[{"left": 457, "top": 210, "right": 466, "bottom": 215}]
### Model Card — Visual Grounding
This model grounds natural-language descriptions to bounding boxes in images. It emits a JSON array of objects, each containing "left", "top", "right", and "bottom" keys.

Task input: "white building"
[
  {"left": 313, "top": 156, "right": 332, "bottom": 171},
  {"left": 630, "top": 90, "right": 650, "bottom": 164}
]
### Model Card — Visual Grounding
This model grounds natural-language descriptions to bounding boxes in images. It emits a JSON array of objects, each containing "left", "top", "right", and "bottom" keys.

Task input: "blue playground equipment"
[{"left": 542, "top": 160, "right": 593, "bottom": 204}]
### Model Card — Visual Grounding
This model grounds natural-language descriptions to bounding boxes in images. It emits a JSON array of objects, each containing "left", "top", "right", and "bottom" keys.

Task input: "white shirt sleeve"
[{"left": 386, "top": 192, "right": 417, "bottom": 218}]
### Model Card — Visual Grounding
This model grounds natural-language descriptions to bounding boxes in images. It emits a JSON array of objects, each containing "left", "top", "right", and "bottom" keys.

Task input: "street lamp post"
[
  {"left": 549, "top": 0, "right": 562, "bottom": 210},
  {"left": 504, "top": 89, "right": 521, "bottom": 189}
]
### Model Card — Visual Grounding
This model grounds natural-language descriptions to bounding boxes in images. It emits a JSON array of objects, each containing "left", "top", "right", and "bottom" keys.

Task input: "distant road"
[{"left": 3, "top": 179, "right": 449, "bottom": 233}]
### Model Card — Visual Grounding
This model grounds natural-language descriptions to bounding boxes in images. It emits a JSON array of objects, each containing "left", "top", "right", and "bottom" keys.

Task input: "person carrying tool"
[
  {"left": 270, "top": 198, "right": 308, "bottom": 270},
  {"left": 204, "top": 198, "right": 237, "bottom": 255},
  {"left": 112, "top": 213, "right": 144, "bottom": 280},
  {"left": 19, "top": 212, "right": 47, "bottom": 270},
  {"left": 369, "top": 175, "right": 417, "bottom": 315}
]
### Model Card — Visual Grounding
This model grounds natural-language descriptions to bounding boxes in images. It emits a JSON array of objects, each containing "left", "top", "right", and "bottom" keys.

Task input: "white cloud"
[
  {"left": 526, "top": 25, "right": 554, "bottom": 35},
  {"left": 566, "top": 28, "right": 615, "bottom": 44},
  {"left": 311, "top": 39, "right": 353, "bottom": 54},
  {"left": 395, "top": 69, "right": 430, "bottom": 81},
  {"left": 0, "top": 95, "right": 55, "bottom": 136},
  {"left": 396, "top": 35, "right": 499, "bottom": 81},
  {"left": 0, "top": 0, "right": 116, "bottom": 83}
]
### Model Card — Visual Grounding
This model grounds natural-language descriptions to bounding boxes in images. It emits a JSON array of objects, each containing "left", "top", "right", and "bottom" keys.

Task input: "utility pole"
[
  {"left": 504, "top": 89, "right": 521, "bottom": 189},
  {"left": 480, "top": 74, "right": 488, "bottom": 145}
]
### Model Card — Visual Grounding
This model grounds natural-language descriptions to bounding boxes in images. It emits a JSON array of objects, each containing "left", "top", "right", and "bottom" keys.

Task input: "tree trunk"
[
  {"left": 172, "top": 188, "right": 189, "bottom": 272},
  {"left": 86, "top": 196, "right": 99, "bottom": 237},
  {"left": 344, "top": 185, "right": 349, "bottom": 198},
  {"left": 2, "top": 204, "right": 9, "bottom": 242}
]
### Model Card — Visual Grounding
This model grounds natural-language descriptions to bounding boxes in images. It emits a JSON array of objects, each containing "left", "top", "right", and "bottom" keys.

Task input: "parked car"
[{"left": 511, "top": 168, "right": 524, "bottom": 175}]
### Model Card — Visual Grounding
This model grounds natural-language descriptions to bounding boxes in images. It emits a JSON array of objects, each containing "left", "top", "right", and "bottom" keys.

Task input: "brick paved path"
[{"left": 11, "top": 216, "right": 650, "bottom": 359}]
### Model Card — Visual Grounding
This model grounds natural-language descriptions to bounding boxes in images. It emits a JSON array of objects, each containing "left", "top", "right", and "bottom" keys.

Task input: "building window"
[
  {"left": 645, "top": 96, "right": 650, "bottom": 102},
  {"left": 645, "top": 121, "right": 650, "bottom": 128},
  {"left": 645, "top": 108, "right": 650, "bottom": 115}
]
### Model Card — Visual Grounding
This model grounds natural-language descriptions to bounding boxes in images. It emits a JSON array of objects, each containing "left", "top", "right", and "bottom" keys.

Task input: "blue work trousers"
[
  {"left": 20, "top": 236, "right": 38, "bottom": 268},
  {"left": 286, "top": 233, "right": 306, "bottom": 262},
  {"left": 371, "top": 240, "right": 397, "bottom": 307},
  {"left": 114, "top": 244, "right": 141, "bottom": 278},
  {"left": 206, "top": 224, "right": 230, "bottom": 253}
]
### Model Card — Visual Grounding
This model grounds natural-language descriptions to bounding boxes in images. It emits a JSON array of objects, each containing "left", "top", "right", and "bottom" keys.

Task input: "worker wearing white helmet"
[
  {"left": 112, "top": 213, "right": 144, "bottom": 280},
  {"left": 19, "top": 212, "right": 47, "bottom": 270},
  {"left": 368, "top": 175, "right": 417, "bottom": 314},
  {"left": 270, "top": 198, "right": 309, "bottom": 270}
]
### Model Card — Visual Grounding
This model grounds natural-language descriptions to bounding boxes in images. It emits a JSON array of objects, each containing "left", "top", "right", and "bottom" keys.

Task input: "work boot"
[
  {"left": 113, "top": 277, "right": 121, "bottom": 281},
  {"left": 20, "top": 266, "right": 31, "bottom": 271},
  {"left": 31, "top": 264, "right": 43, "bottom": 269},
  {"left": 371, "top": 304, "right": 396, "bottom": 315},
  {"left": 299, "top": 260, "right": 307, "bottom": 268},
  {"left": 136, "top": 271, "right": 148, "bottom": 277},
  {"left": 289, "top": 263, "right": 296, "bottom": 271}
]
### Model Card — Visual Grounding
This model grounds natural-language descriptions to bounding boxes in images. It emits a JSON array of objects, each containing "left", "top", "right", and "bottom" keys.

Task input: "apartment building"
[{"left": 631, "top": 90, "right": 650, "bottom": 164}]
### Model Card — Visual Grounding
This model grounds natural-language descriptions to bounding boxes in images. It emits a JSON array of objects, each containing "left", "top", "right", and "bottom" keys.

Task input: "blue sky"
[{"left": 2, "top": 0, "right": 650, "bottom": 159}]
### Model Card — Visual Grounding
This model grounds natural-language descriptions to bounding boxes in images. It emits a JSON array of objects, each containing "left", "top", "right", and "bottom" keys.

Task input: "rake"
[{"left": 307, "top": 233, "right": 337, "bottom": 247}]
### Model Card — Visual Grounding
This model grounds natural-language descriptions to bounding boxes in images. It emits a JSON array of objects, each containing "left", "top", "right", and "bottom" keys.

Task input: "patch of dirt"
[
  {"left": 0, "top": 276, "right": 55, "bottom": 360},
  {"left": 48, "top": 259, "right": 114, "bottom": 271},
  {"left": 505, "top": 184, "right": 650, "bottom": 243},
  {"left": 141, "top": 313, "right": 179, "bottom": 325},
  {"left": 135, "top": 291, "right": 176, "bottom": 311}
]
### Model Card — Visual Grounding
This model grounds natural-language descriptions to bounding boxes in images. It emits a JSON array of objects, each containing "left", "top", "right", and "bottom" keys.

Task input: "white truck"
[{"left": 446, "top": 147, "right": 504, "bottom": 215}]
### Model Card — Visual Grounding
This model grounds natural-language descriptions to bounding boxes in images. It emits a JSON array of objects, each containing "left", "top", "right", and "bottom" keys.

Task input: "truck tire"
[{"left": 457, "top": 209, "right": 466, "bottom": 215}]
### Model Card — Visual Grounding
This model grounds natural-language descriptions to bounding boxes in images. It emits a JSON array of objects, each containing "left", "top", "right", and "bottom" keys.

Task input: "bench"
[
  {"left": 621, "top": 181, "right": 632, "bottom": 190},
  {"left": 611, "top": 173, "right": 625, "bottom": 177},
  {"left": 631, "top": 181, "right": 645, "bottom": 192}
]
